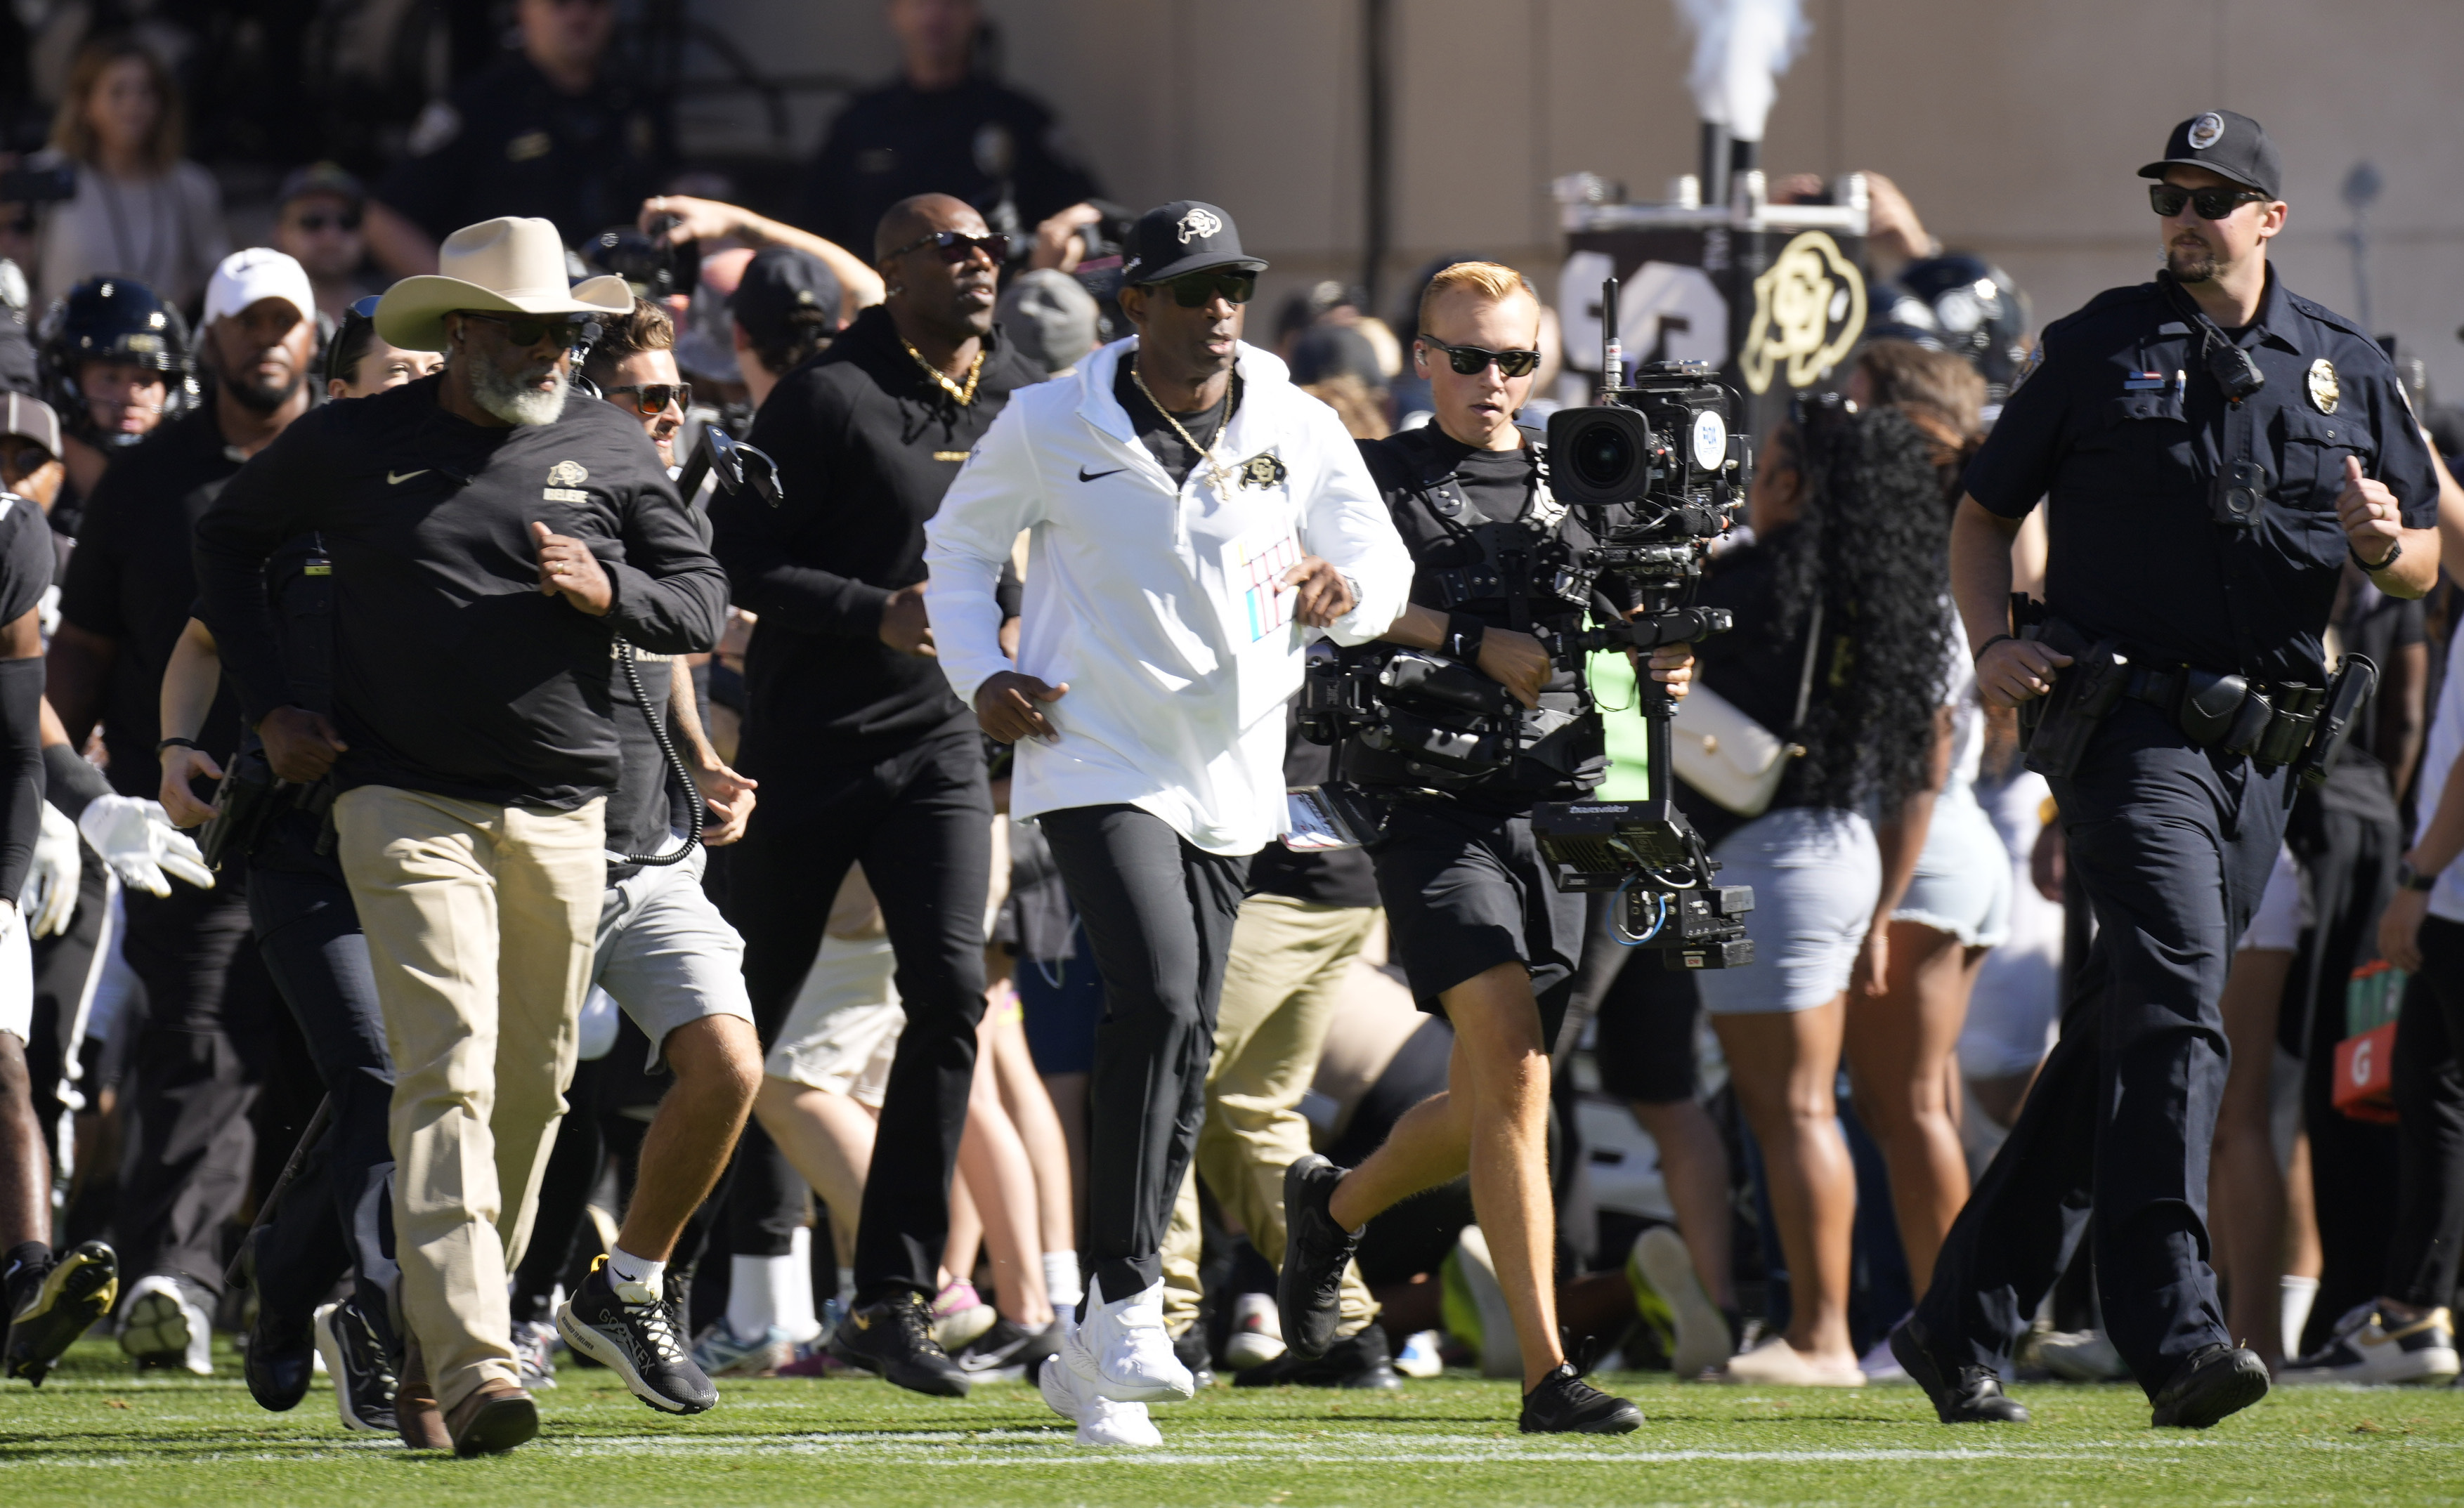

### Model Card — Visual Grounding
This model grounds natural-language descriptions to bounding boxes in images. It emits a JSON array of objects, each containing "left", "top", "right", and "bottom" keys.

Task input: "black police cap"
[
  {"left": 730, "top": 246, "right": 842, "bottom": 346},
  {"left": 2139, "top": 110, "right": 2281, "bottom": 199},
  {"left": 1120, "top": 201, "right": 1267, "bottom": 287}
]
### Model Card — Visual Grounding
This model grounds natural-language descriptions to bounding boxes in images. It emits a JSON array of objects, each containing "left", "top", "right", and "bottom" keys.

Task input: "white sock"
[
  {"left": 606, "top": 1245, "right": 665, "bottom": 1294},
  {"left": 2281, "top": 1275, "right": 2321, "bottom": 1354},
  {"left": 836, "top": 1266, "right": 857, "bottom": 1311},
  {"left": 1043, "top": 1250, "right": 1083, "bottom": 1310},
  {"left": 778, "top": 1225, "right": 822, "bottom": 1344}
]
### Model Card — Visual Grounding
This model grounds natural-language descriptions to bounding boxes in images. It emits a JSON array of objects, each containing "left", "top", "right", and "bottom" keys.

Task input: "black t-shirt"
[
  {"left": 1114, "top": 360, "right": 1234, "bottom": 486},
  {"left": 374, "top": 53, "right": 672, "bottom": 245},
  {"left": 0, "top": 492, "right": 52, "bottom": 628},
  {"left": 801, "top": 74, "right": 1100, "bottom": 256},
  {"left": 228, "top": 535, "right": 345, "bottom": 881},
  {"left": 58, "top": 407, "right": 245, "bottom": 794}
]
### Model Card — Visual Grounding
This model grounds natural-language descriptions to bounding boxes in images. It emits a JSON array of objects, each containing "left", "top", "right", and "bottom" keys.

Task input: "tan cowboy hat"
[{"left": 374, "top": 216, "right": 633, "bottom": 352}]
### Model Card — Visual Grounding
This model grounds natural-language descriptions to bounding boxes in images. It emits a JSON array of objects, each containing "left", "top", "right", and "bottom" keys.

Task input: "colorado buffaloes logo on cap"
[
  {"left": 1177, "top": 206, "right": 1223, "bottom": 244},
  {"left": 2187, "top": 112, "right": 2227, "bottom": 150}
]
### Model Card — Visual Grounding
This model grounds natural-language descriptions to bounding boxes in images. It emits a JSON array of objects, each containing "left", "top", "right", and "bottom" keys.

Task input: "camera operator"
[
  {"left": 193, "top": 216, "right": 726, "bottom": 1455},
  {"left": 710, "top": 192, "right": 1039, "bottom": 1398},
  {"left": 923, "top": 200, "right": 1410, "bottom": 1445},
  {"left": 1896, "top": 112, "right": 2439, "bottom": 1432},
  {"left": 1267, "top": 261, "right": 1684, "bottom": 1434}
]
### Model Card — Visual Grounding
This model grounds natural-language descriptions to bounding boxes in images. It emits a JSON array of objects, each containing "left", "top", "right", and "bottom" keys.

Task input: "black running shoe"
[
  {"left": 829, "top": 1293, "right": 971, "bottom": 1398},
  {"left": 1890, "top": 1317, "right": 2030, "bottom": 1424},
  {"left": 1277, "top": 1154, "right": 1360, "bottom": 1361},
  {"left": 313, "top": 1297, "right": 398, "bottom": 1434},
  {"left": 2151, "top": 1343, "right": 2269, "bottom": 1429},
  {"left": 238, "top": 1229, "right": 314, "bottom": 1412},
  {"left": 1519, "top": 1363, "right": 1643, "bottom": 1434},
  {"left": 1234, "top": 1320, "right": 1402, "bottom": 1390},
  {"left": 5, "top": 1241, "right": 117, "bottom": 1387},
  {"left": 555, "top": 1258, "right": 718, "bottom": 1415},
  {"left": 953, "top": 1316, "right": 1063, "bottom": 1381}
]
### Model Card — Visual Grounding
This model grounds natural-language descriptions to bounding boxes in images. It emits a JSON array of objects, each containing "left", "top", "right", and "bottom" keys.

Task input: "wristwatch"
[
  {"left": 2353, "top": 537, "right": 2402, "bottom": 573},
  {"left": 2397, "top": 858, "right": 2440, "bottom": 893}
]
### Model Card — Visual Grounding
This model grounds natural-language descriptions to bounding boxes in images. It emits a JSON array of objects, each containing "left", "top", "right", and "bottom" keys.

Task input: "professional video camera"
[{"left": 1525, "top": 277, "right": 1756, "bottom": 967}]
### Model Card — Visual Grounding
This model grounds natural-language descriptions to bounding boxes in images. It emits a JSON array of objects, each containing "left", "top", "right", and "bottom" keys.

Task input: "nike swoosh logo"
[
  {"left": 388, "top": 469, "right": 430, "bottom": 485},
  {"left": 1078, "top": 466, "right": 1125, "bottom": 483}
]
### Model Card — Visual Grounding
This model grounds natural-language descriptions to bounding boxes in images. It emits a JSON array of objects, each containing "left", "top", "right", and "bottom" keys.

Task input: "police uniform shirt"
[
  {"left": 375, "top": 52, "right": 671, "bottom": 246},
  {"left": 800, "top": 76, "right": 1098, "bottom": 254},
  {"left": 57, "top": 406, "right": 246, "bottom": 794},
  {"left": 1964, "top": 270, "right": 2437, "bottom": 686}
]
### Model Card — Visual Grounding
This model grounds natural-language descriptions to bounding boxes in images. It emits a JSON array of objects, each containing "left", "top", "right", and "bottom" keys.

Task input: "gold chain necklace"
[
  {"left": 1130, "top": 356, "right": 1233, "bottom": 494},
  {"left": 901, "top": 337, "right": 985, "bottom": 406}
]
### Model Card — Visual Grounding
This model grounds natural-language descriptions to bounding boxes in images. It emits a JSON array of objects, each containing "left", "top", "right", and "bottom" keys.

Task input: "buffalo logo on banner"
[{"left": 1740, "top": 231, "right": 1866, "bottom": 395}]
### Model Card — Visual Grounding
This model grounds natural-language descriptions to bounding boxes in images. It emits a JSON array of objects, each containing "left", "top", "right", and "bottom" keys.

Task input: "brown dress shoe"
[
  {"left": 395, "top": 1333, "right": 451, "bottom": 1450},
  {"left": 445, "top": 1378, "right": 538, "bottom": 1457}
]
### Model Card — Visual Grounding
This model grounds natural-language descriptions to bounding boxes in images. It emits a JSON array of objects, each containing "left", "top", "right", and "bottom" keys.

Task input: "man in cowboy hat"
[{"left": 195, "top": 216, "right": 729, "bottom": 1455}]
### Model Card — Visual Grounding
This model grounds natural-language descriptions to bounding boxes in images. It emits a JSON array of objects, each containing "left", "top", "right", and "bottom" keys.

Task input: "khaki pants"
[
  {"left": 335, "top": 787, "right": 606, "bottom": 1411},
  {"left": 1161, "top": 895, "right": 1380, "bottom": 1339}
]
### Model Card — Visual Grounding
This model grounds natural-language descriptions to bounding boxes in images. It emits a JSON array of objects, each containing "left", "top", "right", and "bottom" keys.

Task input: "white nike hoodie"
[{"left": 923, "top": 336, "right": 1411, "bottom": 855}]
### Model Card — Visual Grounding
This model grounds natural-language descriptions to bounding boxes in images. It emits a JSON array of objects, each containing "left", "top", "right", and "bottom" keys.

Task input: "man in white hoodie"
[{"left": 922, "top": 202, "right": 1411, "bottom": 1443}]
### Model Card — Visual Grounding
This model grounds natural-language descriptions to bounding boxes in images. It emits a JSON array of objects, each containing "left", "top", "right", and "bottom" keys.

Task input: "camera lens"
[{"left": 1571, "top": 421, "right": 1634, "bottom": 490}]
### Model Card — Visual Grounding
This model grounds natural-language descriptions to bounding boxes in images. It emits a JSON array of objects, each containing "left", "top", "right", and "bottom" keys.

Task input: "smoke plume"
[{"left": 1672, "top": 0, "right": 1812, "bottom": 143}]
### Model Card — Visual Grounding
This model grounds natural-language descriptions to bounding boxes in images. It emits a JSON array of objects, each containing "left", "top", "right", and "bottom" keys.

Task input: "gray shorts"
[
  {"left": 1893, "top": 782, "right": 2014, "bottom": 948},
  {"left": 594, "top": 846, "right": 755, "bottom": 1070},
  {"left": 1694, "top": 806, "right": 1879, "bottom": 1016}
]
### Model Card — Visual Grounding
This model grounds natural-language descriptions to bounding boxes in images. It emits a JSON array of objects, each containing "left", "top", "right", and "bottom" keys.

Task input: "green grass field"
[{"left": 4, "top": 1340, "right": 2460, "bottom": 1507}]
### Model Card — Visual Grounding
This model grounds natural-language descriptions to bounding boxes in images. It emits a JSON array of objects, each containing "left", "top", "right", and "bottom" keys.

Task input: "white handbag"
[{"left": 1671, "top": 601, "right": 1823, "bottom": 817}]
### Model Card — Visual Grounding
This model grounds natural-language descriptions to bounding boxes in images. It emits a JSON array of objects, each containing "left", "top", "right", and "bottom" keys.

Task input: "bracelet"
[
  {"left": 155, "top": 736, "right": 202, "bottom": 756},
  {"left": 2352, "top": 537, "right": 2402, "bottom": 574},
  {"left": 1973, "top": 633, "right": 2015, "bottom": 664},
  {"left": 1444, "top": 612, "right": 1487, "bottom": 664}
]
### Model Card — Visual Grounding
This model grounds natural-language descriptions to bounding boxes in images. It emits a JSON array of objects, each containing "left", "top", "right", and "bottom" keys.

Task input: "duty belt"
[{"left": 2123, "top": 662, "right": 2323, "bottom": 767}]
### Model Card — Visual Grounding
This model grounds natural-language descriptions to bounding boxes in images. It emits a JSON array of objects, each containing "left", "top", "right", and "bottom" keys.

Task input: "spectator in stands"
[
  {"left": 270, "top": 164, "right": 377, "bottom": 323},
  {"left": 22, "top": 36, "right": 228, "bottom": 310}
]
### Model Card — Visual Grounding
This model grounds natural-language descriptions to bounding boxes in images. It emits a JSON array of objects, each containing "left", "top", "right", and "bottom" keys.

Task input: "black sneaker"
[
  {"left": 953, "top": 1317, "right": 1063, "bottom": 1381},
  {"left": 829, "top": 1293, "right": 971, "bottom": 1398},
  {"left": 1890, "top": 1317, "right": 2030, "bottom": 1424},
  {"left": 1277, "top": 1154, "right": 1360, "bottom": 1360},
  {"left": 5, "top": 1241, "right": 117, "bottom": 1387},
  {"left": 1519, "top": 1363, "right": 1643, "bottom": 1434},
  {"left": 2150, "top": 1343, "right": 2269, "bottom": 1429},
  {"left": 238, "top": 1230, "right": 314, "bottom": 1412},
  {"left": 1173, "top": 1323, "right": 1215, "bottom": 1390},
  {"left": 555, "top": 1257, "right": 718, "bottom": 1415},
  {"left": 1234, "top": 1320, "right": 1402, "bottom": 1390},
  {"left": 313, "top": 1297, "right": 398, "bottom": 1434}
]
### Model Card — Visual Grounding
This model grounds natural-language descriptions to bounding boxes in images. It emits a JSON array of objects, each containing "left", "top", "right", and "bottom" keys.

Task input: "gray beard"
[
  {"left": 2166, "top": 245, "right": 2221, "bottom": 283},
  {"left": 469, "top": 360, "right": 568, "bottom": 426}
]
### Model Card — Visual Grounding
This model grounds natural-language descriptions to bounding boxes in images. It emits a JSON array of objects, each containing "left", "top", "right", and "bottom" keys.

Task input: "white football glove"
[
  {"left": 19, "top": 801, "right": 82, "bottom": 937},
  {"left": 77, "top": 794, "right": 214, "bottom": 897}
]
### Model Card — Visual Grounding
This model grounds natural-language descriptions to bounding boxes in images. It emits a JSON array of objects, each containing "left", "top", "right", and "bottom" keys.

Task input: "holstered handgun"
[
  {"left": 2022, "top": 617, "right": 2130, "bottom": 782},
  {"left": 197, "top": 749, "right": 280, "bottom": 873},
  {"left": 2290, "top": 655, "right": 2378, "bottom": 787},
  {"left": 2010, "top": 594, "right": 2048, "bottom": 752}
]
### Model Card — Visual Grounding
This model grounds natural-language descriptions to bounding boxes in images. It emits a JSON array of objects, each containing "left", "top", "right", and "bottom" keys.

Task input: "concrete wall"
[{"left": 693, "top": 0, "right": 2464, "bottom": 398}]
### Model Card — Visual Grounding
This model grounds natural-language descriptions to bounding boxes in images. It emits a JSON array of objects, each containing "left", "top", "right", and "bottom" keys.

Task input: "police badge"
[
  {"left": 1237, "top": 451, "right": 1288, "bottom": 490},
  {"left": 2305, "top": 358, "right": 2339, "bottom": 414}
]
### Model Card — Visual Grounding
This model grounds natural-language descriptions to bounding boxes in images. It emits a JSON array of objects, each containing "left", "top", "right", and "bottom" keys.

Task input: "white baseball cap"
[{"left": 202, "top": 247, "right": 316, "bottom": 329}]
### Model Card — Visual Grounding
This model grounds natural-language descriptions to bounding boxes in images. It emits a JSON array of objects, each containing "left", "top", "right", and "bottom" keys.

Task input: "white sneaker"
[
  {"left": 1393, "top": 1329, "right": 1445, "bottom": 1379},
  {"left": 2038, "top": 1328, "right": 2131, "bottom": 1382},
  {"left": 1064, "top": 1276, "right": 1192, "bottom": 1403},
  {"left": 2281, "top": 1303, "right": 2461, "bottom": 1386},
  {"left": 1445, "top": 1226, "right": 1522, "bottom": 1379},
  {"left": 117, "top": 1273, "right": 211, "bottom": 1375},
  {"left": 1629, "top": 1224, "right": 1730, "bottom": 1382},
  {"left": 1039, "top": 1347, "right": 1163, "bottom": 1446},
  {"left": 1222, "top": 1292, "right": 1286, "bottom": 1371}
]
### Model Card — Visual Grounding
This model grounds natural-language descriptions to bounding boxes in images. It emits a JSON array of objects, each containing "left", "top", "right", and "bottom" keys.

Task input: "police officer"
[
  {"left": 1273, "top": 261, "right": 1690, "bottom": 1435},
  {"left": 367, "top": 0, "right": 670, "bottom": 268},
  {"left": 1893, "top": 111, "right": 2440, "bottom": 1430},
  {"left": 801, "top": 0, "right": 1100, "bottom": 265}
]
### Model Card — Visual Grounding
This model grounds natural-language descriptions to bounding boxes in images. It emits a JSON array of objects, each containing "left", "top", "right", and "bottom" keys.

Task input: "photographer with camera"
[
  {"left": 1266, "top": 261, "right": 1686, "bottom": 1434},
  {"left": 1895, "top": 112, "right": 2439, "bottom": 1432},
  {"left": 923, "top": 200, "right": 1409, "bottom": 1445}
]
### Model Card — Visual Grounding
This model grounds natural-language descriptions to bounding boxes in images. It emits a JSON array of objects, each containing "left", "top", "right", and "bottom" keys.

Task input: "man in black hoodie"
[{"left": 712, "top": 192, "right": 1034, "bottom": 1396}]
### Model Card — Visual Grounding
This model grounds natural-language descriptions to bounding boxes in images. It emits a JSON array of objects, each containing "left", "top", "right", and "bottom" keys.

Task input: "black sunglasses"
[
  {"left": 604, "top": 381, "right": 691, "bottom": 417},
  {"left": 2149, "top": 183, "right": 2269, "bottom": 220},
  {"left": 457, "top": 310, "right": 593, "bottom": 348},
  {"left": 1144, "top": 270, "right": 1257, "bottom": 308},
  {"left": 1418, "top": 334, "right": 1542, "bottom": 379},
  {"left": 885, "top": 230, "right": 1012, "bottom": 264},
  {"left": 293, "top": 211, "right": 361, "bottom": 233}
]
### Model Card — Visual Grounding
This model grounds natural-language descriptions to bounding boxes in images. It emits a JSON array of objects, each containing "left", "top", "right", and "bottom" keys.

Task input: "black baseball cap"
[
  {"left": 730, "top": 246, "right": 842, "bottom": 345},
  {"left": 1120, "top": 201, "right": 1267, "bottom": 286},
  {"left": 2139, "top": 110, "right": 2281, "bottom": 199},
  {"left": 278, "top": 161, "right": 365, "bottom": 209}
]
